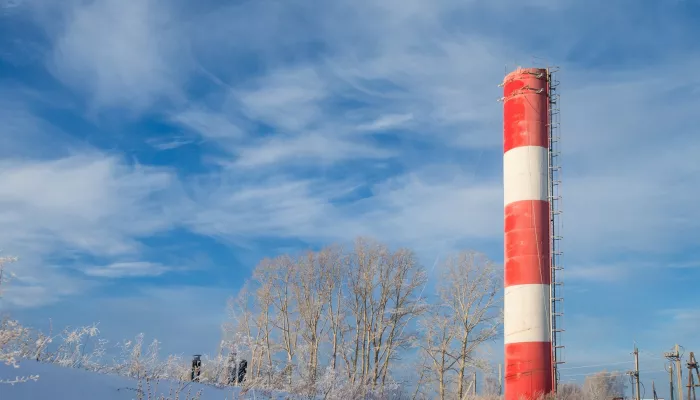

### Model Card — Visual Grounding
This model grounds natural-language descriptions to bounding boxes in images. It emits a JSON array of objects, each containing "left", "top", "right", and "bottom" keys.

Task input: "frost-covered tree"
[
  {"left": 582, "top": 370, "right": 626, "bottom": 400},
  {"left": 220, "top": 237, "right": 428, "bottom": 397},
  {"left": 344, "top": 238, "right": 428, "bottom": 388},
  {"left": 417, "top": 251, "right": 501, "bottom": 399},
  {"left": 0, "top": 256, "right": 39, "bottom": 384}
]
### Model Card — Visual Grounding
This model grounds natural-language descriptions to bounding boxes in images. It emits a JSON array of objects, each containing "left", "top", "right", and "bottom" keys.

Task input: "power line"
[
  {"left": 559, "top": 353, "right": 667, "bottom": 372},
  {"left": 639, "top": 350, "right": 669, "bottom": 361},
  {"left": 561, "top": 370, "right": 625, "bottom": 378},
  {"left": 561, "top": 369, "right": 668, "bottom": 378},
  {"left": 559, "top": 361, "right": 633, "bottom": 370}
]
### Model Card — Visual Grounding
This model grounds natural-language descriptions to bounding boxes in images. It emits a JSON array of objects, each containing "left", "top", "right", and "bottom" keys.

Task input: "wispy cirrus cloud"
[
  {"left": 180, "top": 167, "right": 501, "bottom": 254},
  {"left": 357, "top": 113, "right": 415, "bottom": 132},
  {"left": 84, "top": 261, "right": 173, "bottom": 278},
  {"left": 145, "top": 136, "right": 195, "bottom": 151},
  {"left": 171, "top": 107, "right": 245, "bottom": 142},
  {"left": 562, "top": 264, "right": 632, "bottom": 284},
  {"left": 236, "top": 66, "right": 327, "bottom": 133},
  {"left": 233, "top": 133, "right": 395, "bottom": 168},
  {"left": 16, "top": 0, "right": 699, "bottom": 262},
  {"left": 0, "top": 150, "right": 183, "bottom": 307},
  {"left": 44, "top": 0, "right": 191, "bottom": 112},
  {"left": 0, "top": 155, "right": 177, "bottom": 256}
]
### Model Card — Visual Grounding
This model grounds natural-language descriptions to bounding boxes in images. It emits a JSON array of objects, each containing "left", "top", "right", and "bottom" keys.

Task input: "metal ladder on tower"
[{"left": 547, "top": 66, "right": 565, "bottom": 391}]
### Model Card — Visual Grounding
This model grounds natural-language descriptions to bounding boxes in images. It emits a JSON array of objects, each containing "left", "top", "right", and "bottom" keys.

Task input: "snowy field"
[{"left": 0, "top": 361, "right": 287, "bottom": 400}]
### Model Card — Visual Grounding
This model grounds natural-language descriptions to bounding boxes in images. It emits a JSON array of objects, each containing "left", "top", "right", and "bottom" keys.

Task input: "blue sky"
[{"left": 1, "top": 0, "right": 699, "bottom": 395}]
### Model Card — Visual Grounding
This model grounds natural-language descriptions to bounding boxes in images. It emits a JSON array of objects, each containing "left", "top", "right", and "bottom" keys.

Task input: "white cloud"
[
  {"left": 47, "top": 0, "right": 189, "bottom": 111},
  {"left": 562, "top": 264, "right": 631, "bottom": 284},
  {"left": 149, "top": 0, "right": 700, "bottom": 263},
  {"left": 84, "top": 261, "right": 172, "bottom": 278},
  {"left": 165, "top": 1, "right": 515, "bottom": 166},
  {"left": 233, "top": 133, "right": 394, "bottom": 168},
  {"left": 0, "top": 155, "right": 177, "bottom": 256},
  {"left": 357, "top": 113, "right": 415, "bottom": 132},
  {"left": 656, "top": 308, "right": 700, "bottom": 347},
  {"left": 145, "top": 136, "right": 195, "bottom": 151},
  {"left": 559, "top": 59, "right": 700, "bottom": 259},
  {"left": 0, "top": 153, "right": 183, "bottom": 307},
  {"left": 172, "top": 108, "right": 244, "bottom": 141},
  {"left": 1, "top": 254, "right": 97, "bottom": 308},
  {"left": 237, "top": 66, "right": 327, "bottom": 133},
  {"left": 345, "top": 172, "right": 502, "bottom": 246},
  {"left": 183, "top": 176, "right": 345, "bottom": 242},
  {"left": 180, "top": 165, "right": 501, "bottom": 257},
  {"left": 0, "top": 91, "right": 86, "bottom": 159}
]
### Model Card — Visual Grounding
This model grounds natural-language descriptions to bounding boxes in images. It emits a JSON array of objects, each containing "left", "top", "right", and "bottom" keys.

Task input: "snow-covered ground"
[{"left": 0, "top": 361, "right": 286, "bottom": 399}]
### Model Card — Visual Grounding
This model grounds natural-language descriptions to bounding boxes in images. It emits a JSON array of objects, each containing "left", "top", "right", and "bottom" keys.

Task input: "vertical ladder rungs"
[{"left": 548, "top": 68, "right": 563, "bottom": 389}]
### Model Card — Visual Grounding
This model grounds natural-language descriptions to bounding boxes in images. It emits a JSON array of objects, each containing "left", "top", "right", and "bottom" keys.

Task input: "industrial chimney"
[{"left": 502, "top": 67, "right": 553, "bottom": 400}]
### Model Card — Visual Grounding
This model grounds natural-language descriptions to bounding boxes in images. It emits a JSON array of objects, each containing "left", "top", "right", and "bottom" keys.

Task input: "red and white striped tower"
[{"left": 502, "top": 67, "right": 553, "bottom": 400}]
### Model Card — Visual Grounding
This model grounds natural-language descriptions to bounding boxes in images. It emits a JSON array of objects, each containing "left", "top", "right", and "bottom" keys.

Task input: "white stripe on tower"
[
  {"left": 502, "top": 67, "right": 553, "bottom": 400},
  {"left": 503, "top": 146, "right": 549, "bottom": 206}
]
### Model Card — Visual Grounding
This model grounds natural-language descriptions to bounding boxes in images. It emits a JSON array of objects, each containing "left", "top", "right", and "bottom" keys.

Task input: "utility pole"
[
  {"left": 653, "top": 380, "right": 659, "bottom": 400},
  {"left": 666, "top": 344, "right": 684, "bottom": 400},
  {"left": 669, "top": 363, "right": 676, "bottom": 400},
  {"left": 628, "top": 346, "right": 641, "bottom": 400},
  {"left": 635, "top": 346, "right": 641, "bottom": 400},
  {"left": 498, "top": 363, "right": 503, "bottom": 396},
  {"left": 693, "top": 353, "right": 700, "bottom": 385},
  {"left": 473, "top": 371, "right": 477, "bottom": 396},
  {"left": 686, "top": 352, "right": 698, "bottom": 400},
  {"left": 692, "top": 352, "right": 700, "bottom": 395}
]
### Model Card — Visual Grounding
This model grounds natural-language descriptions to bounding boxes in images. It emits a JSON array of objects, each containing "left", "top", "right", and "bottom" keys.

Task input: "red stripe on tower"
[{"left": 502, "top": 67, "right": 553, "bottom": 400}]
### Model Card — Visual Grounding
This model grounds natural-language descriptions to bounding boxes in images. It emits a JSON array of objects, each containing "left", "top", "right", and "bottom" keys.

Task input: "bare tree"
[
  {"left": 0, "top": 255, "right": 40, "bottom": 385},
  {"left": 345, "top": 237, "right": 382, "bottom": 384},
  {"left": 294, "top": 248, "right": 335, "bottom": 382},
  {"left": 254, "top": 255, "right": 300, "bottom": 384},
  {"left": 217, "top": 240, "right": 505, "bottom": 398},
  {"left": 222, "top": 280, "right": 270, "bottom": 382},
  {"left": 582, "top": 371, "right": 627, "bottom": 400},
  {"left": 482, "top": 375, "right": 502, "bottom": 397},
  {"left": 558, "top": 382, "right": 584, "bottom": 400},
  {"left": 377, "top": 247, "right": 429, "bottom": 388},
  {"left": 344, "top": 238, "right": 428, "bottom": 389},
  {"left": 419, "top": 309, "right": 456, "bottom": 399},
  {"left": 410, "top": 352, "right": 436, "bottom": 400},
  {"left": 322, "top": 245, "right": 348, "bottom": 372},
  {"left": 444, "top": 251, "right": 501, "bottom": 399},
  {"left": 416, "top": 251, "right": 501, "bottom": 399}
]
